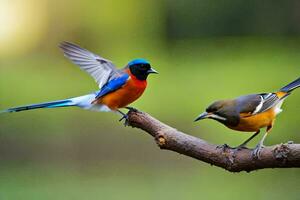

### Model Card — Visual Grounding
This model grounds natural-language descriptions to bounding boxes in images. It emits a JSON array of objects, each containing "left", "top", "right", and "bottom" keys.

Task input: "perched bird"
[
  {"left": 194, "top": 77, "right": 300, "bottom": 158},
  {"left": 1, "top": 42, "right": 158, "bottom": 124}
]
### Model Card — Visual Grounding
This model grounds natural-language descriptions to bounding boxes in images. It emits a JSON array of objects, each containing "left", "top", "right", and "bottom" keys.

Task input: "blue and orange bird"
[
  {"left": 194, "top": 77, "right": 300, "bottom": 158},
  {"left": 1, "top": 42, "right": 158, "bottom": 123}
]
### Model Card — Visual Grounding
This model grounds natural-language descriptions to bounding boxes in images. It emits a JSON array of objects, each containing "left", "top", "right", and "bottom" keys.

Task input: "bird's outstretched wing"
[
  {"left": 59, "top": 41, "right": 122, "bottom": 89},
  {"left": 236, "top": 93, "right": 287, "bottom": 116}
]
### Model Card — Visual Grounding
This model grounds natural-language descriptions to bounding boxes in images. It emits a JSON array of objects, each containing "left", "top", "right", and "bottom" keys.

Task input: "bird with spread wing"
[{"left": 1, "top": 42, "right": 158, "bottom": 125}]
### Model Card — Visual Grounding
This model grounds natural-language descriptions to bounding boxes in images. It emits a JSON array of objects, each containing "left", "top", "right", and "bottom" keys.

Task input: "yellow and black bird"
[{"left": 195, "top": 77, "right": 300, "bottom": 157}]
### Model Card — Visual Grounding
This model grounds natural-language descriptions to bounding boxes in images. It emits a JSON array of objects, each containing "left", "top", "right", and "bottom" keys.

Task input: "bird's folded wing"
[
  {"left": 256, "top": 93, "right": 282, "bottom": 114},
  {"left": 95, "top": 73, "right": 129, "bottom": 99},
  {"left": 59, "top": 41, "right": 121, "bottom": 89},
  {"left": 236, "top": 93, "right": 281, "bottom": 116}
]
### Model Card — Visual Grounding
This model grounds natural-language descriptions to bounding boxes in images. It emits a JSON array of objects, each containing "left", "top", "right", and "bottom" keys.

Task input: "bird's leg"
[
  {"left": 234, "top": 130, "right": 260, "bottom": 150},
  {"left": 125, "top": 106, "right": 139, "bottom": 112},
  {"left": 217, "top": 130, "right": 260, "bottom": 152},
  {"left": 117, "top": 107, "right": 140, "bottom": 126},
  {"left": 117, "top": 109, "right": 129, "bottom": 126},
  {"left": 252, "top": 126, "right": 272, "bottom": 159}
]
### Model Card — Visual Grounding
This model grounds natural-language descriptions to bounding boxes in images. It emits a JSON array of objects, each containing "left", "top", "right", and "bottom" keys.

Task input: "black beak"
[
  {"left": 147, "top": 68, "right": 158, "bottom": 74},
  {"left": 194, "top": 112, "right": 209, "bottom": 122}
]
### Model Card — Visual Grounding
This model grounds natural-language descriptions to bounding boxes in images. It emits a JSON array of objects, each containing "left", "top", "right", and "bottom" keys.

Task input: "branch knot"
[
  {"left": 155, "top": 132, "right": 167, "bottom": 148},
  {"left": 273, "top": 144, "right": 290, "bottom": 162}
]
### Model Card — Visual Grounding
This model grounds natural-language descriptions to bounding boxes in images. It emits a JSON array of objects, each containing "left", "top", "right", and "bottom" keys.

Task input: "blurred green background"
[{"left": 1, "top": 0, "right": 300, "bottom": 199}]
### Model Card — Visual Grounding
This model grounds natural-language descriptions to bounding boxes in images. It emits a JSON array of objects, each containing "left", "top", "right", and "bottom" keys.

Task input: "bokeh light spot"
[{"left": 0, "top": 0, "right": 47, "bottom": 57}]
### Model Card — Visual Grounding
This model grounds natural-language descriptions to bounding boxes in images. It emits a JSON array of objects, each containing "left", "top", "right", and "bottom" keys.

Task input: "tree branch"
[{"left": 127, "top": 110, "right": 300, "bottom": 172}]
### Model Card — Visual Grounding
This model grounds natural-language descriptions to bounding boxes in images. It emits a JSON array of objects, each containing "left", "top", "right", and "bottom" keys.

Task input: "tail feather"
[
  {"left": 0, "top": 92, "right": 111, "bottom": 114},
  {"left": 0, "top": 99, "right": 74, "bottom": 113},
  {"left": 280, "top": 77, "right": 300, "bottom": 93}
]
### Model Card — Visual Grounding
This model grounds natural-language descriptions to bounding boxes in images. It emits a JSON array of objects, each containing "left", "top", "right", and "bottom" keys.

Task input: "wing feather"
[
  {"left": 59, "top": 41, "right": 121, "bottom": 88},
  {"left": 257, "top": 93, "right": 280, "bottom": 114},
  {"left": 236, "top": 93, "right": 282, "bottom": 116},
  {"left": 95, "top": 73, "right": 130, "bottom": 99}
]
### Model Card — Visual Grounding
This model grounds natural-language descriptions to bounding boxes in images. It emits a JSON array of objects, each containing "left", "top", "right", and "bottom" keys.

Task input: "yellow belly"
[{"left": 227, "top": 108, "right": 276, "bottom": 132}]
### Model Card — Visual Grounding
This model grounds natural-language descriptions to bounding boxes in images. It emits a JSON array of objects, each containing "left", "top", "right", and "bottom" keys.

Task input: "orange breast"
[
  {"left": 97, "top": 76, "right": 147, "bottom": 110},
  {"left": 227, "top": 108, "right": 276, "bottom": 132}
]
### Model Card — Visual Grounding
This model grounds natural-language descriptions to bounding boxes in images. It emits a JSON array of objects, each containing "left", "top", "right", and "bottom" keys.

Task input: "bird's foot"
[
  {"left": 227, "top": 145, "right": 249, "bottom": 158},
  {"left": 119, "top": 114, "right": 129, "bottom": 126},
  {"left": 118, "top": 107, "right": 139, "bottom": 126},
  {"left": 125, "top": 106, "right": 140, "bottom": 113},
  {"left": 252, "top": 143, "right": 265, "bottom": 159}
]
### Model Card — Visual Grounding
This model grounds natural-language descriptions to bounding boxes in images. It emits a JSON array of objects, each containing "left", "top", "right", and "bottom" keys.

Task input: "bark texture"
[{"left": 127, "top": 110, "right": 300, "bottom": 172}]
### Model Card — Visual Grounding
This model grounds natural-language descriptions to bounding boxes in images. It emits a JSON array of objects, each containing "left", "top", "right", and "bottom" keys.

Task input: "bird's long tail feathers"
[
  {"left": 0, "top": 93, "right": 110, "bottom": 114},
  {"left": 279, "top": 77, "right": 300, "bottom": 93},
  {"left": 0, "top": 99, "right": 76, "bottom": 113}
]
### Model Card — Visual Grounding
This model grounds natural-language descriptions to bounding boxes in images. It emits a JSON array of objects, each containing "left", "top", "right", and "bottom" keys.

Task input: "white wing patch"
[
  {"left": 263, "top": 93, "right": 272, "bottom": 99},
  {"left": 252, "top": 93, "right": 286, "bottom": 115},
  {"left": 253, "top": 95, "right": 264, "bottom": 114}
]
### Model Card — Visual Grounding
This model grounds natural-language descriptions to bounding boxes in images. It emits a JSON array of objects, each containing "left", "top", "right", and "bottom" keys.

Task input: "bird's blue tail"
[
  {"left": 0, "top": 93, "right": 110, "bottom": 114},
  {"left": 0, "top": 99, "right": 75, "bottom": 113},
  {"left": 280, "top": 77, "right": 300, "bottom": 93}
]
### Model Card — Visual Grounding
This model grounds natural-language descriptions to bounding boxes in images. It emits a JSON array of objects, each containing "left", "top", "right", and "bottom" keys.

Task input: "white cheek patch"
[{"left": 210, "top": 114, "right": 227, "bottom": 121}]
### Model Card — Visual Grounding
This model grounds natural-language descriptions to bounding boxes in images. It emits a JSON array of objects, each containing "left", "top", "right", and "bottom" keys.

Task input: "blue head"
[{"left": 128, "top": 58, "right": 158, "bottom": 80}]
